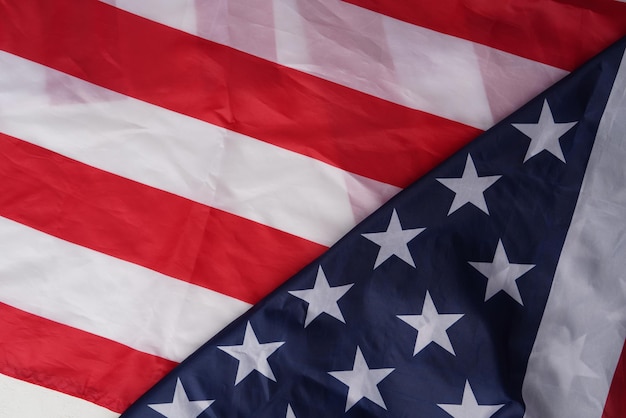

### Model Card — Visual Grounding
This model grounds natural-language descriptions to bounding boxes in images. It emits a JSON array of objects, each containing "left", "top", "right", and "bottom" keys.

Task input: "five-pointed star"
[
  {"left": 512, "top": 99, "right": 578, "bottom": 163},
  {"left": 468, "top": 239, "right": 535, "bottom": 305},
  {"left": 286, "top": 404, "right": 297, "bottom": 418},
  {"left": 535, "top": 333, "right": 597, "bottom": 392},
  {"left": 148, "top": 378, "right": 214, "bottom": 418},
  {"left": 436, "top": 155, "right": 501, "bottom": 215},
  {"left": 218, "top": 322, "right": 285, "bottom": 385},
  {"left": 289, "top": 266, "right": 354, "bottom": 327},
  {"left": 437, "top": 381, "right": 504, "bottom": 418},
  {"left": 397, "top": 291, "right": 464, "bottom": 356},
  {"left": 328, "top": 346, "right": 395, "bottom": 412},
  {"left": 361, "top": 209, "right": 425, "bottom": 268}
]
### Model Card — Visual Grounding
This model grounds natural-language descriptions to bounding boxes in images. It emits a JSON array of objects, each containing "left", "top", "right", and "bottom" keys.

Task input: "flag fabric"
[
  {"left": 119, "top": 36, "right": 626, "bottom": 418},
  {"left": 0, "top": 1, "right": 626, "bottom": 417}
]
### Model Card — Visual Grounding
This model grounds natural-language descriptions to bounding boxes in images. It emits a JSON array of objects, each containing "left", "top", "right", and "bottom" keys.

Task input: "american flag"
[
  {"left": 119, "top": 36, "right": 626, "bottom": 417},
  {"left": 0, "top": 1, "right": 625, "bottom": 417}
]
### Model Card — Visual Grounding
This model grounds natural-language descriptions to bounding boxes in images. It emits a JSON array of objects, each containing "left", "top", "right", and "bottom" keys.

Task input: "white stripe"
[
  {"left": 273, "top": 0, "right": 309, "bottom": 66},
  {"left": 0, "top": 373, "right": 118, "bottom": 418},
  {"left": 106, "top": 0, "right": 566, "bottom": 129},
  {"left": 523, "top": 49, "right": 626, "bottom": 417},
  {"left": 0, "top": 216, "right": 251, "bottom": 362},
  {"left": 0, "top": 51, "right": 399, "bottom": 247}
]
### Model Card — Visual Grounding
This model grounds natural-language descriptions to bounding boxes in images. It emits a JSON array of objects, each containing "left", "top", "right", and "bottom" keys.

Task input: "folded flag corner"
[{"left": 120, "top": 36, "right": 626, "bottom": 418}]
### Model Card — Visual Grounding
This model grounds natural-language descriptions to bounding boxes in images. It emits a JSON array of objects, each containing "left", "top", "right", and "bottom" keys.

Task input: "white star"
[
  {"left": 148, "top": 378, "right": 214, "bottom": 418},
  {"left": 286, "top": 404, "right": 296, "bottom": 418},
  {"left": 437, "top": 381, "right": 504, "bottom": 418},
  {"left": 328, "top": 346, "right": 395, "bottom": 412},
  {"left": 468, "top": 240, "right": 535, "bottom": 305},
  {"left": 533, "top": 333, "right": 597, "bottom": 392},
  {"left": 512, "top": 99, "right": 578, "bottom": 163},
  {"left": 362, "top": 209, "right": 425, "bottom": 268},
  {"left": 288, "top": 266, "right": 354, "bottom": 327},
  {"left": 437, "top": 155, "right": 501, "bottom": 215},
  {"left": 217, "top": 322, "right": 285, "bottom": 385},
  {"left": 397, "top": 291, "right": 464, "bottom": 355}
]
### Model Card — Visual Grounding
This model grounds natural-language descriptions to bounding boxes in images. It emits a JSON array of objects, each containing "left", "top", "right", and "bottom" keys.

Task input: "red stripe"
[
  {"left": 0, "top": 132, "right": 325, "bottom": 304},
  {"left": 602, "top": 339, "right": 626, "bottom": 418},
  {"left": 0, "top": 302, "right": 177, "bottom": 412},
  {"left": 0, "top": 0, "right": 479, "bottom": 188},
  {"left": 343, "top": 0, "right": 626, "bottom": 71}
]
